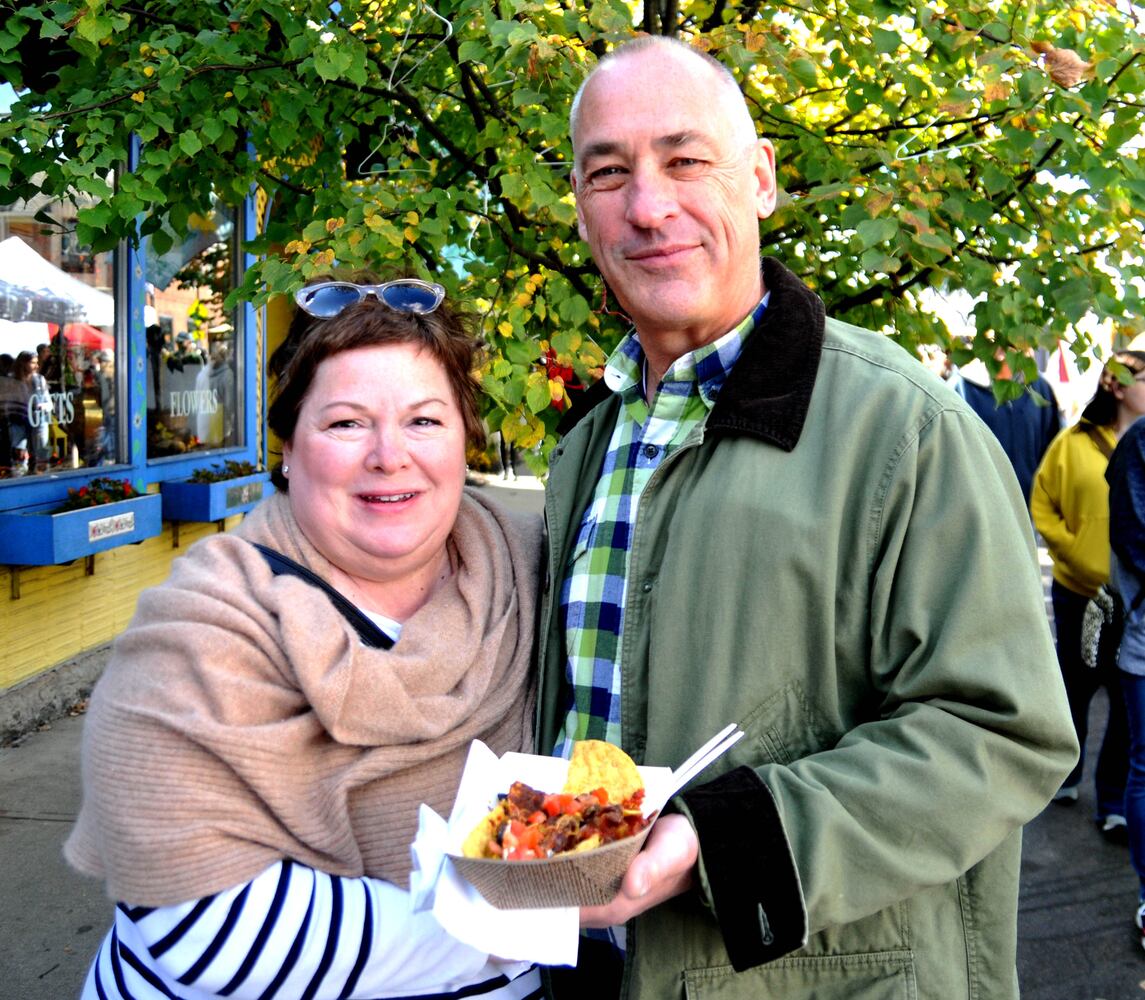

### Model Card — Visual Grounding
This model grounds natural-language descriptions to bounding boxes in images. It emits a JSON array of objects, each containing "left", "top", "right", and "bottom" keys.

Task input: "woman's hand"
[{"left": 579, "top": 814, "right": 699, "bottom": 928}]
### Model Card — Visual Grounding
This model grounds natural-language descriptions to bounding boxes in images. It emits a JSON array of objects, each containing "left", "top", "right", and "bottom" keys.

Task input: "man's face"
[{"left": 572, "top": 46, "right": 777, "bottom": 350}]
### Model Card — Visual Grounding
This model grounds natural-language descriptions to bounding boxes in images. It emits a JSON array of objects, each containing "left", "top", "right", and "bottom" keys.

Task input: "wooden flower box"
[
  {"left": 0, "top": 492, "right": 163, "bottom": 566},
  {"left": 159, "top": 470, "right": 273, "bottom": 524}
]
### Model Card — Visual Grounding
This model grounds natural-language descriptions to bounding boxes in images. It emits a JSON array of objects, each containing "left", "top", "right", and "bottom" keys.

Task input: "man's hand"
[{"left": 580, "top": 814, "right": 699, "bottom": 928}]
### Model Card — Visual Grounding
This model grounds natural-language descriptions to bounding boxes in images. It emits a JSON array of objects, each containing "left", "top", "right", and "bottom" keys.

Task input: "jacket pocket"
[
  {"left": 736, "top": 682, "right": 843, "bottom": 767},
  {"left": 683, "top": 950, "right": 916, "bottom": 1000}
]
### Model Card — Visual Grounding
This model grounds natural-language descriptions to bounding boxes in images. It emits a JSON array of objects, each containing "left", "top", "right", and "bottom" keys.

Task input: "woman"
[
  {"left": 1031, "top": 350, "right": 1145, "bottom": 836},
  {"left": 65, "top": 276, "right": 545, "bottom": 999},
  {"left": 4, "top": 351, "right": 34, "bottom": 475},
  {"left": 16, "top": 349, "right": 52, "bottom": 472}
]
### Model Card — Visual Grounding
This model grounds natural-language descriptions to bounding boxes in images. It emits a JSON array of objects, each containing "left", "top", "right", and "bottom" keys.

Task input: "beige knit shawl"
[{"left": 65, "top": 488, "right": 542, "bottom": 906}]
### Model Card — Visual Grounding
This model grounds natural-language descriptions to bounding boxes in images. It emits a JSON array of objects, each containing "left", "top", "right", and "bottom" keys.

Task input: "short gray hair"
[{"left": 569, "top": 36, "right": 758, "bottom": 163}]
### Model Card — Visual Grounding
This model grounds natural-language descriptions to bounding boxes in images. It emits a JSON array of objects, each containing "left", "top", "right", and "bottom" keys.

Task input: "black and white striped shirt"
[{"left": 81, "top": 860, "right": 543, "bottom": 999}]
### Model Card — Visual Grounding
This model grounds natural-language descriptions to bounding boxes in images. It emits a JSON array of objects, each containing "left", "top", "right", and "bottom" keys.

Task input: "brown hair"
[
  {"left": 1081, "top": 349, "right": 1145, "bottom": 426},
  {"left": 268, "top": 274, "right": 485, "bottom": 491}
]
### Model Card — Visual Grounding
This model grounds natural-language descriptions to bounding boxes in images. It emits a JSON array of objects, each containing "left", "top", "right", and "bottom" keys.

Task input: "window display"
[
  {"left": 0, "top": 217, "right": 119, "bottom": 478},
  {"left": 145, "top": 207, "right": 241, "bottom": 459}
]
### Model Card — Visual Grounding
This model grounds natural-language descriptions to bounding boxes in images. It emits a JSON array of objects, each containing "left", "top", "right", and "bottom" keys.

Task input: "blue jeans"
[
  {"left": 1051, "top": 581, "right": 1129, "bottom": 818},
  {"left": 1121, "top": 670, "right": 1145, "bottom": 897}
]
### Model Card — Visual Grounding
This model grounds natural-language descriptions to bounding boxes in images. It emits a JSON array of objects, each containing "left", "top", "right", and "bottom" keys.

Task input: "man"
[
  {"left": 1104, "top": 417, "right": 1145, "bottom": 947},
  {"left": 950, "top": 347, "right": 1061, "bottom": 504},
  {"left": 537, "top": 36, "right": 1078, "bottom": 998}
]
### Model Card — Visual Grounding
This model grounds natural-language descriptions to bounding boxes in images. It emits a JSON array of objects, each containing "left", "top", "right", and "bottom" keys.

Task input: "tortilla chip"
[
  {"left": 563, "top": 739, "right": 643, "bottom": 803},
  {"left": 461, "top": 802, "right": 507, "bottom": 859}
]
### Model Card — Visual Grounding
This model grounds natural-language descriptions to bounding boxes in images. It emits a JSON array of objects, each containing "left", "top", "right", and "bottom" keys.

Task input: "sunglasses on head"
[{"left": 294, "top": 279, "right": 445, "bottom": 319}]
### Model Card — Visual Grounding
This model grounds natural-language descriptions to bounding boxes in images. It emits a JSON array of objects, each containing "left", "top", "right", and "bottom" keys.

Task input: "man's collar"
[
  {"left": 601, "top": 294, "right": 769, "bottom": 406},
  {"left": 708, "top": 257, "right": 826, "bottom": 451},
  {"left": 558, "top": 258, "right": 827, "bottom": 449}
]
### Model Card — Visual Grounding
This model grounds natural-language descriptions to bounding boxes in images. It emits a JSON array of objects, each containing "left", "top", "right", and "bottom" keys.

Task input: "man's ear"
[
  {"left": 571, "top": 169, "right": 589, "bottom": 242},
  {"left": 751, "top": 139, "right": 778, "bottom": 221}
]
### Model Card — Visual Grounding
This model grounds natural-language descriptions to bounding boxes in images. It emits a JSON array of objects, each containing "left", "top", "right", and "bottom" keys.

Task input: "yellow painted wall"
[
  {"left": 1, "top": 514, "right": 245, "bottom": 691},
  {"left": 2, "top": 284, "right": 288, "bottom": 695}
]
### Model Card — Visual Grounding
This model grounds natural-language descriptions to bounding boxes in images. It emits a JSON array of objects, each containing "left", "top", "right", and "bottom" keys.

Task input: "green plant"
[
  {"left": 55, "top": 477, "right": 138, "bottom": 512},
  {"left": 5, "top": 0, "right": 1145, "bottom": 469},
  {"left": 187, "top": 460, "right": 261, "bottom": 484}
]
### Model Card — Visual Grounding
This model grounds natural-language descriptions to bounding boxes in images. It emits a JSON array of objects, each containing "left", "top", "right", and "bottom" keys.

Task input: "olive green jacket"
[{"left": 537, "top": 258, "right": 1078, "bottom": 999}]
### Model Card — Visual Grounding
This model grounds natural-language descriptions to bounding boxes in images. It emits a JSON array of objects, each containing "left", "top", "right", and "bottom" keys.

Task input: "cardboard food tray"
[
  {"left": 444, "top": 747, "right": 672, "bottom": 910},
  {"left": 449, "top": 821, "right": 654, "bottom": 909}
]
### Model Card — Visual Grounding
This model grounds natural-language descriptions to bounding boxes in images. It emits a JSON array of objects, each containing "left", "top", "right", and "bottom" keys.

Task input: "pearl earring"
[{"left": 282, "top": 464, "right": 290, "bottom": 475}]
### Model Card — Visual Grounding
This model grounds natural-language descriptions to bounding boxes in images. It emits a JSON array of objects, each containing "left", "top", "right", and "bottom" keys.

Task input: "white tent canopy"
[
  {"left": 0, "top": 235, "right": 115, "bottom": 326},
  {"left": 0, "top": 318, "right": 51, "bottom": 356}
]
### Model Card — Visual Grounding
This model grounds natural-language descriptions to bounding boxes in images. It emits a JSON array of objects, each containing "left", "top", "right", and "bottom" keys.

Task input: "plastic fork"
[{"left": 644, "top": 723, "right": 746, "bottom": 816}]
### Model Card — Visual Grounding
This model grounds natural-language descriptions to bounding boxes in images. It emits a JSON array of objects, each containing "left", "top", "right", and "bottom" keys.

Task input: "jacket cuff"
[{"left": 678, "top": 765, "right": 807, "bottom": 971}]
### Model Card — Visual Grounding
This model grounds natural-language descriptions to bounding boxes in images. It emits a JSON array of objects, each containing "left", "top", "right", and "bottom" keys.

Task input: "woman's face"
[
  {"left": 282, "top": 343, "right": 468, "bottom": 596},
  {"left": 1114, "top": 364, "right": 1145, "bottom": 420}
]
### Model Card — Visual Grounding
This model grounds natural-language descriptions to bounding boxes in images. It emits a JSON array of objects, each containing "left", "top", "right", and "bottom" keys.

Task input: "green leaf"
[
  {"left": 871, "top": 28, "right": 900, "bottom": 54},
  {"left": 788, "top": 58, "right": 819, "bottom": 88},
  {"left": 458, "top": 40, "right": 486, "bottom": 64},
  {"left": 312, "top": 45, "right": 353, "bottom": 82},
  {"left": 860, "top": 249, "right": 901, "bottom": 274},
  {"left": 526, "top": 379, "right": 551, "bottom": 413},
  {"left": 179, "top": 131, "right": 203, "bottom": 156},
  {"left": 912, "top": 230, "right": 952, "bottom": 253},
  {"left": 856, "top": 217, "right": 898, "bottom": 248},
  {"left": 75, "top": 13, "right": 114, "bottom": 46}
]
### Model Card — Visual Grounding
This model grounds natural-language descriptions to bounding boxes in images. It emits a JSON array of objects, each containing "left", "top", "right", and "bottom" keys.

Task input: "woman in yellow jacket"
[{"left": 1032, "top": 350, "right": 1145, "bottom": 835}]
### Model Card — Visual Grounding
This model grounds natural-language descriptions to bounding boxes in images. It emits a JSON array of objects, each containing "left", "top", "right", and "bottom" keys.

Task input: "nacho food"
[{"left": 462, "top": 740, "right": 650, "bottom": 862}]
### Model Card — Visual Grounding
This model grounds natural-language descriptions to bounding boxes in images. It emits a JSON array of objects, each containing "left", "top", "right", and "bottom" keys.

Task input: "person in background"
[
  {"left": 0, "top": 352, "right": 28, "bottom": 477},
  {"left": 7, "top": 351, "right": 36, "bottom": 475},
  {"left": 537, "top": 35, "right": 1077, "bottom": 999},
  {"left": 951, "top": 346, "right": 1062, "bottom": 505},
  {"left": 1104, "top": 414, "right": 1145, "bottom": 949},
  {"left": 21, "top": 346, "right": 52, "bottom": 472},
  {"left": 1031, "top": 351, "right": 1145, "bottom": 834},
  {"left": 65, "top": 275, "right": 545, "bottom": 1000},
  {"left": 89, "top": 350, "right": 116, "bottom": 465}
]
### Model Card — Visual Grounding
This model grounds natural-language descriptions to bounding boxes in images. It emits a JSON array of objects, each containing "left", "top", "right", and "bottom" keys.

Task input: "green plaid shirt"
[{"left": 553, "top": 297, "right": 768, "bottom": 758}]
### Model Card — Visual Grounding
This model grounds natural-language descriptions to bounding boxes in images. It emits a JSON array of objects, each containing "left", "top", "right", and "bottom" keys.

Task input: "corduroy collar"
[{"left": 559, "top": 257, "right": 826, "bottom": 452}]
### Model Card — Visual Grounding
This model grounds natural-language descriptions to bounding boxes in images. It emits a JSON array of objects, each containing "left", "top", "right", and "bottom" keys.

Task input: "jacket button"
[
  {"left": 642, "top": 580, "right": 653, "bottom": 593},
  {"left": 643, "top": 444, "right": 658, "bottom": 459}
]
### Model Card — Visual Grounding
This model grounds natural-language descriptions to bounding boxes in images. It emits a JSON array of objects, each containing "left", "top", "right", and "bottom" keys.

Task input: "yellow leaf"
[
  {"left": 404, "top": 226, "right": 417, "bottom": 242},
  {"left": 514, "top": 292, "right": 532, "bottom": 308},
  {"left": 498, "top": 321, "right": 513, "bottom": 337},
  {"left": 1043, "top": 45, "right": 1093, "bottom": 88},
  {"left": 983, "top": 81, "right": 1010, "bottom": 102},
  {"left": 284, "top": 239, "right": 311, "bottom": 255},
  {"left": 404, "top": 211, "right": 419, "bottom": 225},
  {"left": 143, "top": 65, "right": 154, "bottom": 77},
  {"left": 743, "top": 27, "right": 767, "bottom": 53},
  {"left": 867, "top": 191, "right": 894, "bottom": 216},
  {"left": 325, "top": 216, "right": 345, "bottom": 233},
  {"left": 131, "top": 91, "right": 145, "bottom": 103}
]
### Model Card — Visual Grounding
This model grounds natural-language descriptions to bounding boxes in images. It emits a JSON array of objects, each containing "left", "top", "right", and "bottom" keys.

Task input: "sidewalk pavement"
[{"left": 2, "top": 505, "right": 1143, "bottom": 998}]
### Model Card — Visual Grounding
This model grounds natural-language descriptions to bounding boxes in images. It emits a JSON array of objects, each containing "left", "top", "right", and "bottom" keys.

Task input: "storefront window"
[
  {"left": 145, "top": 206, "right": 241, "bottom": 459},
  {"left": 0, "top": 206, "right": 121, "bottom": 478}
]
